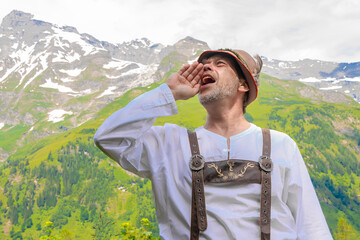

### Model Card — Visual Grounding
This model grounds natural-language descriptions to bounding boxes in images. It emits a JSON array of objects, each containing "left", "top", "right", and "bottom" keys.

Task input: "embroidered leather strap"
[
  {"left": 259, "top": 128, "right": 272, "bottom": 240},
  {"left": 188, "top": 130, "right": 207, "bottom": 240}
]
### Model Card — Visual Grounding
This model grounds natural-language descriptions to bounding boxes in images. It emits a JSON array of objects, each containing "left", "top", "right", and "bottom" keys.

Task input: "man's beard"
[{"left": 198, "top": 80, "right": 239, "bottom": 105}]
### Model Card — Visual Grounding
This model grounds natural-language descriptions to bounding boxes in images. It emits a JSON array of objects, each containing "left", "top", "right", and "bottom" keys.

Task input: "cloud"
[{"left": 0, "top": 0, "right": 360, "bottom": 62}]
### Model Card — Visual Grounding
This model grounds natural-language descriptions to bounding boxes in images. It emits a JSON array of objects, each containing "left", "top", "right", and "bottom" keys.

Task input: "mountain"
[
  {"left": 0, "top": 10, "right": 209, "bottom": 161},
  {"left": 262, "top": 57, "right": 360, "bottom": 103},
  {"left": 0, "top": 10, "right": 360, "bottom": 239}
]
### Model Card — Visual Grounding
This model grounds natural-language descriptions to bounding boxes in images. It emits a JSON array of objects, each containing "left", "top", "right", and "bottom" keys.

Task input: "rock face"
[
  {"left": 261, "top": 57, "right": 360, "bottom": 103},
  {"left": 0, "top": 10, "right": 210, "bottom": 159}
]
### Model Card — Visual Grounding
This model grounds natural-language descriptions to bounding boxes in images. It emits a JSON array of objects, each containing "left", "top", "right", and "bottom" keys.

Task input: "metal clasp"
[
  {"left": 189, "top": 154, "right": 205, "bottom": 171},
  {"left": 259, "top": 155, "right": 273, "bottom": 172}
]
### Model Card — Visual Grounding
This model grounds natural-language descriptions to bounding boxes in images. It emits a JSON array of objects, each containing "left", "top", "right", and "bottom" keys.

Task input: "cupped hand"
[{"left": 166, "top": 61, "right": 204, "bottom": 100}]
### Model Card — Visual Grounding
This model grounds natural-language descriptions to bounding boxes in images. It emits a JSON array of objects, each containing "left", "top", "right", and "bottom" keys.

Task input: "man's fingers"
[
  {"left": 178, "top": 64, "right": 190, "bottom": 75},
  {"left": 185, "top": 62, "right": 204, "bottom": 82},
  {"left": 189, "top": 67, "right": 203, "bottom": 86},
  {"left": 182, "top": 62, "right": 199, "bottom": 78},
  {"left": 192, "top": 63, "right": 203, "bottom": 78}
]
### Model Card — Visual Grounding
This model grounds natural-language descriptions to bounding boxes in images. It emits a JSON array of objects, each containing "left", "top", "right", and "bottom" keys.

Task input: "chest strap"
[
  {"left": 188, "top": 129, "right": 272, "bottom": 240},
  {"left": 188, "top": 130, "right": 207, "bottom": 240},
  {"left": 260, "top": 128, "right": 272, "bottom": 240}
]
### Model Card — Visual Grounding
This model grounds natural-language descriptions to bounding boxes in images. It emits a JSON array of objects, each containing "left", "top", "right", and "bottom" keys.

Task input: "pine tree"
[{"left": 335, "top": 218, "right": 356, "bottom": 240}]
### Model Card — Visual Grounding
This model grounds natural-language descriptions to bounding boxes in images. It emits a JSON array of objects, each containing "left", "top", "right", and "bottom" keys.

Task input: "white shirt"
[{"left": 94, "top": 84, "right": 333, "bottom": 240}]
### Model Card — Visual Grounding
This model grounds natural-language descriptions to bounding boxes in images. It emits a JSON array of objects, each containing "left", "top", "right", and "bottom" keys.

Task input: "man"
[{"left": 94, "top": 49, "right": 332, "bottom": 239}]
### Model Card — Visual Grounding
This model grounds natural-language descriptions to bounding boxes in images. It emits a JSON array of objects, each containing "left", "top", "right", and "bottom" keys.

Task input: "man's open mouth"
[{"left": 201, "top": 75, "right": 215, "bottom": 86}]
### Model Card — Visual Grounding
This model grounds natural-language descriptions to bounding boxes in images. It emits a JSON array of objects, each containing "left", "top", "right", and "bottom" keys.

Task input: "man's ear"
[{"left": 238, "top": 83, "right": 249, "bottom": 93}]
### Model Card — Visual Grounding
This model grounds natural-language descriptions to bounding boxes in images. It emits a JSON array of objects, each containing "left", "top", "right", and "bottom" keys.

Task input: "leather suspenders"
[
  {"left": 188, "top": 129, "right": 273, "bottom": 240},
  {"left": 188, "top": 131, "right": 207, "bottom": 240},
  {"left": 259, "top": 128, "right": 272, "bottom": 240}
]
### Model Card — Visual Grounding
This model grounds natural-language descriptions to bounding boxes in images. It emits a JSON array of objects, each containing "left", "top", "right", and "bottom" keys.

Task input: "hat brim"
[{"left": 197, "top": 50, "right": 258, "bottom": 106}]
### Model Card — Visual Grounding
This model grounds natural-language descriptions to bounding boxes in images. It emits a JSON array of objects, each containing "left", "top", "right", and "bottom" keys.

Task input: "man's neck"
[{"left": 203, "top": 99, "right": 250, "bottom": 139}]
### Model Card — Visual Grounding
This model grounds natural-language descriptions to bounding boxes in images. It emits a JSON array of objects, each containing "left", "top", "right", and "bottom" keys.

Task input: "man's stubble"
[{"left": 198, "top": 79, "right": 239, "bottom": 105}]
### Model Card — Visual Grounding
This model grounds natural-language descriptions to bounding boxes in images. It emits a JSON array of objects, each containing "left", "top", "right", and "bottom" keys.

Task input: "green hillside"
[{"left": 0, "top": 72, "right": 359, "bottom": 239}]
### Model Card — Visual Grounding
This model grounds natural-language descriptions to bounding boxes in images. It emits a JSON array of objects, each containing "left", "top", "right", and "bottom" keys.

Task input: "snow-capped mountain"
[
  {"left": 1, "top": 10, "right": 360, "bottom": 161},
  {"left": 261, "top": 57, "right": 360, "bottom": 103},
  {"left": 0, "top": 10, "right": 209, "bottom": 160}
]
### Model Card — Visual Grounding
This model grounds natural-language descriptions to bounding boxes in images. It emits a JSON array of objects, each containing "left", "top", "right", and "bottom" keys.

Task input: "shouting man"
[{"left": 94, "top": 49, "right": 332, "bottom": 240}]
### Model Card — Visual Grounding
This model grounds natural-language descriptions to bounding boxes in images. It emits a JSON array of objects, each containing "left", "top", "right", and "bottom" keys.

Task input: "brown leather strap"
[
  {"left": 188, "top": 130, "right": 207, "bottom": 240},
  {"left": 260, "top": 128, "right": 272, "bottom": 240}
]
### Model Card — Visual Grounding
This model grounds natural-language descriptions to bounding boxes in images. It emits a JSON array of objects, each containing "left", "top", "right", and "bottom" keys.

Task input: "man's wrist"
[
  {"left": 165, "top": 83, "right": 180, "bottom": 101},
  {"left": 161, "top": 84, "right": 177, "bottom": 103}
]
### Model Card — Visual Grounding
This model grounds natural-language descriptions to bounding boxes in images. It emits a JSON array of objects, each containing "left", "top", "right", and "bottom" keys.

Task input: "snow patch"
[
  {"left": 299, "top": 76, "right": 360, "bottom": 83},
  {"left": 65, "top": 52, "right": 81, "bottom": 62},
  {"left": 153, "top": 47, "right": 161, "bottom": 54},
  {"left": 16, "top": 61, "right": 38, "bottom": 88},
  {"left": 139, "top": 38, "right": 149, "bottom": 46},
  {"left": 342, "top": 77, "right": 360, "bottom": 82},
  {"left": 0, "top": 122, "right": 4, "bottom": 129},
  {"left": 40, "top": 78, "right": 91, "bottom": 96},
  {"left": 11, "top": 43, "right": 19, "bottom": 49},
  {"left": 52, "top": 51, "right": 80, "bottom": 63},
  {"left": 96, "top": 86, "right": 117, "bottom": 98},
  {"left": 105, "top": 74, "right": 122, "bottom": 79},
  {"left": 60, "top": 78, "right": 74, "bottom": 83},
  {"left": 121, "top": 63, "right": 158, "bottom": 77},
  {"left": 278, "top": 62, "right": 296, "bottom": 69},
  {"left": 82, "top": 89, "right": 92, "bottom": 94},
  {"left": 103, "top": 59, "right": 132, "bottom": 70},
  {"left": 52, "top": 52, "right": 66, "bottom": 63},
  {"left": 0, "top": 44, "right": 36, "bottom": 83},
  {"left": 40, "top": 78, "right": 78, "bottom": 93},
  {"left": 299, "top": 77, "right": 332, "bottom": 83},
  {"left": 23, "top": 52, "right": 51, "bottom": 88},
  {"left": 59, "top": 68, "right": 85, "bottom": 77},
  {"left": 319, "top": 86, "right": 343, "bottom": 90},
  {"left": 52, "top": 27, "right": 104, "bottom": 56},
  {"left": 48, "top": 109, "right": 73, "bottom": 123},
  {"left": 124, "top": 63, "right": 158, "bottom": 89},
  {"left": 53, "top": 36, "right": 70, "bottom": 49},
  {"left": 344, "top": 90, "right": 350, "bottom": 93}
]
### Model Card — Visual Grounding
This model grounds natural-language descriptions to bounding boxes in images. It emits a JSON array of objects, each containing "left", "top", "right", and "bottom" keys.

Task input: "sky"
[{"left": 1, "top": 0, "right": 360, "bottom": 62}]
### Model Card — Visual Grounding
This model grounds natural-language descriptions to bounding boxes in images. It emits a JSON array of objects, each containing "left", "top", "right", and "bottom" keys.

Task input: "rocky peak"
[
  {"left": 60, "top": 26, "right": 79, "bottom": 34},
  {"left": 1, "top": 10, "right": 34, "bottom": 27},
  {"left": 174, "top": 36, "right": 209, "bottom": 57},
  {"left": 1, "top": 10, "right": 52, "bottom": 32}
]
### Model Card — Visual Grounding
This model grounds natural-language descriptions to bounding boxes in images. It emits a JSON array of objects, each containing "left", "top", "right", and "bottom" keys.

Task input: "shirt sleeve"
[
  {"left": 286, "top": 142, "right": 333, "bottom": 240},
  {"left": 93, "top": 84, "right": 178, "bottom": 178}
]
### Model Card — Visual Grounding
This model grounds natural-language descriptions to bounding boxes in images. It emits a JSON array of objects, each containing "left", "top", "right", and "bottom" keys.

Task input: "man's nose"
[{"left": 203, "top": 63, "right": 212, "bottom": 71}]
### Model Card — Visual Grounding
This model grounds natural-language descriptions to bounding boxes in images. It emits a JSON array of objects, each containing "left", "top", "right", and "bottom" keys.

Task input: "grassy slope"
[{"left": 0, "top": 73, "right": 359, "bottom": 239}]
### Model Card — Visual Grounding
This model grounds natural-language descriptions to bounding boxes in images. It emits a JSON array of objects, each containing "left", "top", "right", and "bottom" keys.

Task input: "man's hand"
[{"left": 167, "top": 62, "right": 204, "bottom": 101}]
